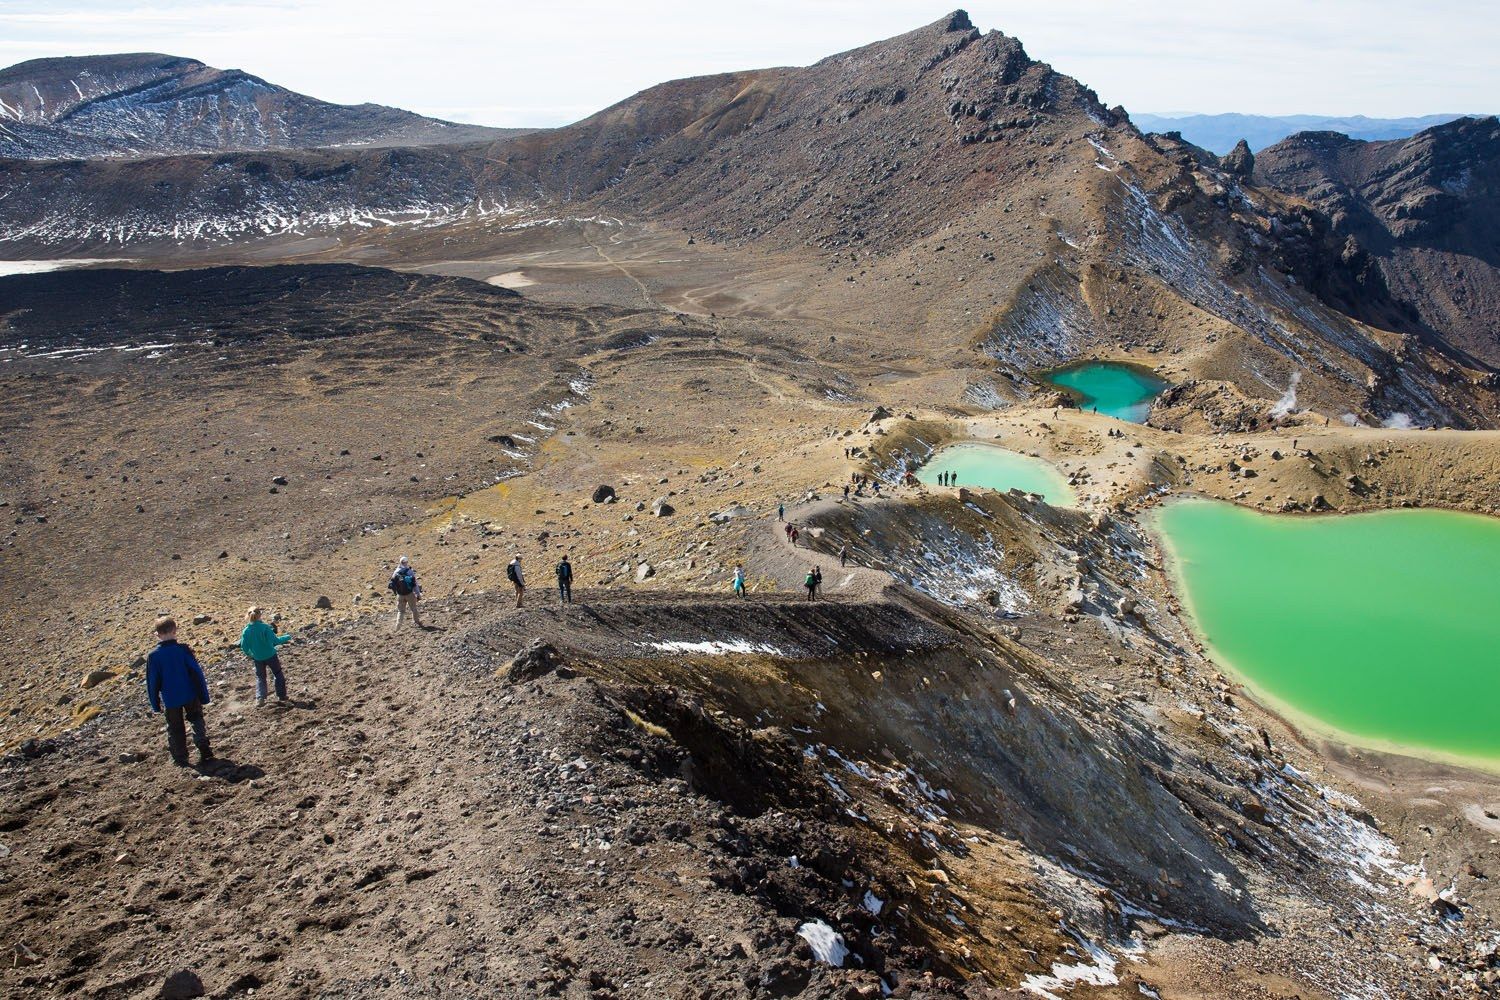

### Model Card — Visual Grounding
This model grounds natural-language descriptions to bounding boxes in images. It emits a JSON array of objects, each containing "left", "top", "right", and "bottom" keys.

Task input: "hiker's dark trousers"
[
  {"left": 255, "top": 656, "right": 287, "bottom": 701},
  {"left": 558, "top": 582, "right": 572, "bottom": 604},
  {"left": 165, "top": 700, "right": 210, "bottom": 764}
]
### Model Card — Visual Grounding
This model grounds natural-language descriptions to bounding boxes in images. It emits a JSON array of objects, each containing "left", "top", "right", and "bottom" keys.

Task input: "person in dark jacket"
[
  {"left": 145, "top": 617, "right": 213, "bottom": 767},
  {"left": 556, "top": 554, "right": 574, "bottom": 604}
]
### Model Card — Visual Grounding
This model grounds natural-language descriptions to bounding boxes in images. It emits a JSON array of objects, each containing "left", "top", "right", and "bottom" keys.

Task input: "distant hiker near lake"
[
  {"left": 146, "top": 617, "right": 213, "bottom": 767},
  {"left": 389, "top": 555, "right": 423, "bottom": 629},
  {"left": 239, "top": 606, "right": 291, "bottom": 706}
]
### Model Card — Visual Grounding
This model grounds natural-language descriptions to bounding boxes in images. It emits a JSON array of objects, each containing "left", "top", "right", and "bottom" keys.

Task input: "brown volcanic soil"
[{"left": 6, "top": 260, "right": 1500, "bottom": 998}]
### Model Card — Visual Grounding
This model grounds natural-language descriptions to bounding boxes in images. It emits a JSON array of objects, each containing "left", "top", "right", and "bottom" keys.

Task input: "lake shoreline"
[{"left": 1148, "top": 496, "right": 1500, "bottom": 776}]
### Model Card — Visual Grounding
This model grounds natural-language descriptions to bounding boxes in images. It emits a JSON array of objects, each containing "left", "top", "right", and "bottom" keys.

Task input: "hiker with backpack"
[
  {"left": 507, "top": 554, "right": 526, "bottom": 608},
  {"left": 389, "top": 555, "right": 423, "bottom": 629},
  {"left": 146, "top": 617, "right": 214, "bottom": 767},
  {"left": 732, "top": 563, "right": 746, "bottom": 598},
  {"left": 804, "top": 567, "right": 818, "bottom": 601},
  {"left": 239, "top": 607, "right": 291, "bottom": 706},
  {"left": 555, "top": 554, "right": 573, "bottom": 604}
]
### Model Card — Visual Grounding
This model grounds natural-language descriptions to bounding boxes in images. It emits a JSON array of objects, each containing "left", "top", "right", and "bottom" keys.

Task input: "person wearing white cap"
[{"left": 388, "top": 555, "right": 423, "bottom": 629}]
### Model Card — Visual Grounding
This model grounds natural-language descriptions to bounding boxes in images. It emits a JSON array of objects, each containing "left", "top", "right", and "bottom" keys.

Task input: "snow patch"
[
  {"left": 645, "top": 639, "right": 785, "bottom": 656},
  {"left": 796, "top": 920, "right": 848, "bottom": 967}
]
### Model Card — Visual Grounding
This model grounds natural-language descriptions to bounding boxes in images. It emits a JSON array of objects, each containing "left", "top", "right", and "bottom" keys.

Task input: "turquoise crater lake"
[
  {"left": 1155, "top": 498, "right": 1500, "bottom": 767},
  {"left": 1042, "top": 361, "right": 1168, "bottom": 422},
  {"left": 918, "top": 443, "right": 1076, "bottom": 506}
]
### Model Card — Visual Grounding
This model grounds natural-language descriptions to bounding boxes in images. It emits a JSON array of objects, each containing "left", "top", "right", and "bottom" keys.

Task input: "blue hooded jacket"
[{"left": 146, "top": 639, "right": 211, "bottom": 712}]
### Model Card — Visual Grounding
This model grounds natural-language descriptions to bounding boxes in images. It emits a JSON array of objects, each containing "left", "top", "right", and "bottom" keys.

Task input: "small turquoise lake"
[
  {"left": 918, "top": 443, "right": 1076, "bottom": 506},
  {"left": 1155, "top": 498, "right": 1500, "bottom": 768},
  {"left": 1042, "top": 361, "right": 1168, "bottom": 422}
]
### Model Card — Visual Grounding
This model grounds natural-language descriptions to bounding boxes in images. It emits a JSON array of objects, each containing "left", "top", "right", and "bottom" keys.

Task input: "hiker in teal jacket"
[{"left": 239, "top": 607, "right": 292, "bottom": 706}]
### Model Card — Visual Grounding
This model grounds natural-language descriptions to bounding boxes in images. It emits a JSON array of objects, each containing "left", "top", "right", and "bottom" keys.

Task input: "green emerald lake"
[
  {"left": 1043, "top": 361, "right": 1168, "bottom": 422},
  {"left": 1155, "top": 498, "right": 1500, "bottom": 765},
  {"left": 918, "top": 443, "right": 1076, "bottom": 506}
]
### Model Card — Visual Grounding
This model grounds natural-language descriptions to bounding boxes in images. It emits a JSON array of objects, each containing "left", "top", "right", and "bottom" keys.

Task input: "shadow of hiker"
[{"left": 197, "top": 758, "right": 266, "bottom": 784}]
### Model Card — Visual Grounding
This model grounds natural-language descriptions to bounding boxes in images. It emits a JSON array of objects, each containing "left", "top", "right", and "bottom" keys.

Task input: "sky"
[{"left": 0, "top": 1, "right": 1494, "bottom": 127}]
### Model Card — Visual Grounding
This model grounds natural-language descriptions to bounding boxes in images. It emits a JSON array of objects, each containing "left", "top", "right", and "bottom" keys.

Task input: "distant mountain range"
[
  {"left": 1134, "top": 113, "right": 1481, "bottom": 154},
  {"left": 0, "top": 53, "right": 514, "bottom": 159}
]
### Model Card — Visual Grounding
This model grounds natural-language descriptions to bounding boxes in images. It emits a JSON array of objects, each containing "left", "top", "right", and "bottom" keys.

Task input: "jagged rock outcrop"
[
  {"left": 1256, "top": 116, "right": 1500, "bottom": 367},
  {"left": 1221, "top": 138, "right": 1254, "bottom": 178}
]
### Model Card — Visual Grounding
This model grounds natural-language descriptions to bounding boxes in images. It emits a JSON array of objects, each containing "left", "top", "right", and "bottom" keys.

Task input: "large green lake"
[
  {"left": 1155, "top": 498, "right": 1500, "bottom": 766},
  {"left": 1043, "top": 361, "right": 1168, "bottom": 422},
  {"left": 918, "top": 443, "right": 1076, "bottom": 506}
]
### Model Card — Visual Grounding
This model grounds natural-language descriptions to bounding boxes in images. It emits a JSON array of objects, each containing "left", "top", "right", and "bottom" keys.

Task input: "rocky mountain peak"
[{"left": 945, "top": 9, "right": 974, "bottom": 32}]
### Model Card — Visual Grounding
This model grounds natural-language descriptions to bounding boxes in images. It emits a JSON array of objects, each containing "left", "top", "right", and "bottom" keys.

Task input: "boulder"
[
  {"left": 487, "top": 434, "right": 517, "bottom": 448},
  {"left": 652, "top": 500, "right": 675, "bottom": 517},
  {"left": 314, "top": 595, "right": 333, "bottom": 610},
  {"left": 80, "top": 669, "right": 115, "bottom": 690},
  {"left": 192, "top": 614, "right": 213, "bottom": 626},
  {"left": 159, "top": 970, "right": 206, "bottom": 999},
  {"left": 591, "top": 485, "right": 617, "bottom": 504},
  {"left": 271, "top": 475, "right": 288, "bottom": 486},
  {"left": 504, "top": 640, "right": 563, "bottom": 684},
  {"left": 635, "top": 562, "right": 656, "bottom": 582}
]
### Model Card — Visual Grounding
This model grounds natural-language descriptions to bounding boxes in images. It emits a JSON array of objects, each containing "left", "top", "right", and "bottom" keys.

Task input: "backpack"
[
  {"left": 805, "top": 572, "right": 816, "bottom": 588},
  {"left": 506, "top": 563, "right": 519, "bottom": 583},
  {"left": 389, "top": 568, "right": 414, "bottom": 595}
]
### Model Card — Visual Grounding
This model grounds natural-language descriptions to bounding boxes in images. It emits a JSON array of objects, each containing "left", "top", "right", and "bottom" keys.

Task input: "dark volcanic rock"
[
  {"left": 1221, "top": 138, "right": 1254, "bottom": 179},
  {"left": 1256, "top": 116, "right": 1500, "bottom": 366}
]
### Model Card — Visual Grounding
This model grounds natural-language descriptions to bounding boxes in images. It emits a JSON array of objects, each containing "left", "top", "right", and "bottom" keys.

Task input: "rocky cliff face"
[
  {"left": 1256, "top": 117, "right": 1500, "bottom": 367},
  {"left": 0, "top": 53, "right": 504, "bottom": 159}
]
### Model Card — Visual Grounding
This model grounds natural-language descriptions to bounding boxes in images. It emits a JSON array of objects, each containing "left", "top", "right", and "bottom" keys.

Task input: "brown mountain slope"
[
  {"left": 1, "top": 13, "right": 1497, "bottom": 427},
  {"left": 1255, "top": 116, "right": 1500, "bottom": 368}
]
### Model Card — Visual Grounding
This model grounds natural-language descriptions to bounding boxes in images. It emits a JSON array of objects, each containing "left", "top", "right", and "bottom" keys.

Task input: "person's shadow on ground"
[{"left": 198, "top": 758, "right": 266, "bottom": 783}]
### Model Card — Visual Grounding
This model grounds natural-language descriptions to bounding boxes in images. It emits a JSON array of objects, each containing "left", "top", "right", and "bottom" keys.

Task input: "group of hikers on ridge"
[{"left": 144, "top": 494, "right": 849, "bottom": 767}]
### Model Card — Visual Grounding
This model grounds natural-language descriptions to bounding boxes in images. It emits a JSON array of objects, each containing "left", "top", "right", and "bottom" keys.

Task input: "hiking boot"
[
  {"left": 255, "top": 697, "right": 266, "bottom": 707},
  {"left": 171, "top": 756, "right": 191, "bottom": 768}
]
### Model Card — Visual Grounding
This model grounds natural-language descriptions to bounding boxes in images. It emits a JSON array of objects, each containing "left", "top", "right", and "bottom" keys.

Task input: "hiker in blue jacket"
[
  {"left": 145, "top": 616, "right": 213, "bottom": 767},
  {"left": 389, "top": 555, "right": 423, "bottom": 629}
]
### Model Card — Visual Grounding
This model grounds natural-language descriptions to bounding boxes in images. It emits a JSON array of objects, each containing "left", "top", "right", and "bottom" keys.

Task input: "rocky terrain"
[
  {"left": 5, "top": 10, "right": 1500, "bottom": 1000},
  {"left": 1256, "top": 116, "right": 1500, "bottom": 368},
  {"left": 0, "top": 54, "right": 508, "bottom": 160}
]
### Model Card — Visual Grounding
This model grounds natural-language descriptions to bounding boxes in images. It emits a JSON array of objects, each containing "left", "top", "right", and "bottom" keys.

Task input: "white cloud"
[{"left": 0, "top": 0, "right": 1493, "bottom": 126}]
